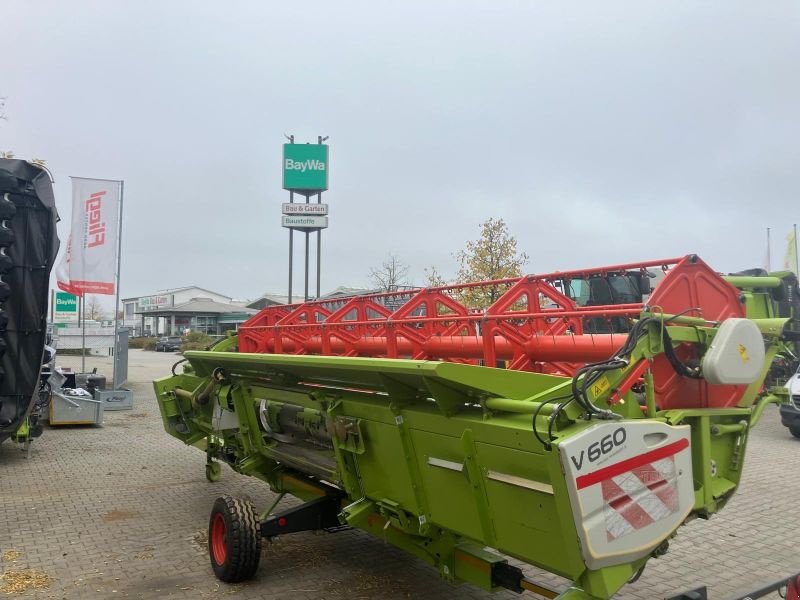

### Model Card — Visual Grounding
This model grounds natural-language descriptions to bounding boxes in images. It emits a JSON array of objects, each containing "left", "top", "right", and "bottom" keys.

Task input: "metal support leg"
[
  {"left": 492, "top": 562, "right": 559, "bottom": 598},
  {"left": 260, "top": 495, "right": 345, "bottom": 538}
]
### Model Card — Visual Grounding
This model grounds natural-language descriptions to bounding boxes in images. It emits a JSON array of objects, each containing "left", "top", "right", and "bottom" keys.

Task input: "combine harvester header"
[{"left": 155, "top": 254, "right": 799, "bottom": 599}]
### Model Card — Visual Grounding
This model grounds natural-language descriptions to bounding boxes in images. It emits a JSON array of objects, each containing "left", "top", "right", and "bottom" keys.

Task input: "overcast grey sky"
[{"left": 2, "top": 1, "right": 799, "bottom": 302}]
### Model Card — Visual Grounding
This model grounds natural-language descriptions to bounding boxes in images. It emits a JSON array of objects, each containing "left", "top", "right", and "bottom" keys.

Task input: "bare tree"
[
  {"left": 369, "top": 254, "right": 410, "bottom": 291},
  {"left": 85, "top": 296, "right": 107, "bottom": 321},
  {"left": 0, "top": 96, "right": 14, "bottom": 159}
]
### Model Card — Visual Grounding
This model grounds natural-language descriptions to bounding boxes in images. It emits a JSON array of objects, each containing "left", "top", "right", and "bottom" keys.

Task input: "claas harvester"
[{"left": 155, "top": 255, "right": 800, "bottom": 599}]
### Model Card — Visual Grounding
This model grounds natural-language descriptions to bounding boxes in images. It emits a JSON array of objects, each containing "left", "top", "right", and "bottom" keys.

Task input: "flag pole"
[
  {"left": 795, "top": 223, "right": 798, "bottom": 276},
  {"left": 81, "top": 293, "right": 86, "bottom": 373},
  {"left": 112, "top": 180, "right": 124, "bottom": 390},
  {"left": 766, "top": 227, "right": 771, "bottom": 271}
]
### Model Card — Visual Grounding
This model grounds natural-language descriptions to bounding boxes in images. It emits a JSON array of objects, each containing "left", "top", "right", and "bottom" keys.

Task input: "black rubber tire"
[
  {"left": 208, "top": 496, "right": 261, "bottom": 582},
  {"left": 790, "top": 428, "right": 800, "bottom": 439}
]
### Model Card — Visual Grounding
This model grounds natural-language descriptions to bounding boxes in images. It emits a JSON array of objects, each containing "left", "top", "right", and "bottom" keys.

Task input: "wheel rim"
[{"left": 211, "top": 513, "right": 227, "bottom": 565}]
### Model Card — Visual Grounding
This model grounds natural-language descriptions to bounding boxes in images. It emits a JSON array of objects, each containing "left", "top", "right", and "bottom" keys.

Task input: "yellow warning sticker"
[
  {"left": 591, "top": 376, "right": 610, "bottom": 398},
  {"left": 737, "top": 343, "right": 750, "bottom": 363}
]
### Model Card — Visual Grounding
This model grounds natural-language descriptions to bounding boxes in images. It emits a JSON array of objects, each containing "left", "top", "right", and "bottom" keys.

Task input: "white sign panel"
[
  {"left": 282, "top": 215, "right": 329, "bottom": 229},
  {"left": 56, "top": 177, "right": 121, "bottom": 296},
  {"left": 282, "top": 203, "right": 328, "bottom": 216},
  {"left": 139, "top": 295, "right": 173, "bottom": 311}
]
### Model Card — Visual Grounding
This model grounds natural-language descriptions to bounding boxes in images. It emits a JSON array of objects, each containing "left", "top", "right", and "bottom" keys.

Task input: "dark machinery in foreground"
[{"left": 0, "top": 159, "right": 60, "bottom": 447}]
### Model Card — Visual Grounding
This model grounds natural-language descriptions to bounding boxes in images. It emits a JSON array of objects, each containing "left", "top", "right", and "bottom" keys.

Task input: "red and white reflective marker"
[{"left": 560, "top": 422, "right": 694, "bottom": 570}]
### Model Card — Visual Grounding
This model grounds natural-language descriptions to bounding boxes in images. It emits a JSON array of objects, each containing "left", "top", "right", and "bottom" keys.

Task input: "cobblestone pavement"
[{"left": 1, "top": 350, "right": 799, "bottom": 599}]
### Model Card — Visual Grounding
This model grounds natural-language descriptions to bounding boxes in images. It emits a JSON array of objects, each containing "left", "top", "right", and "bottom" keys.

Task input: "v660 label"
[{"left": 570, "top": 427, "right": 627, "bottom": 471}]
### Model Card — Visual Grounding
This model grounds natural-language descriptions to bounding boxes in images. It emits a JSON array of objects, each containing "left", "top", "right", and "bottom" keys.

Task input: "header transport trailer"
[{"left": 155, "top": 255, "right": 799, "bottom": 600}]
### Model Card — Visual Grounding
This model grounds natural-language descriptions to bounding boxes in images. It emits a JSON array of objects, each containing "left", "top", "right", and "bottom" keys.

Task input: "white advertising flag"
[{"left": 56, "top": 177, "right": 121, "bottom": 296}]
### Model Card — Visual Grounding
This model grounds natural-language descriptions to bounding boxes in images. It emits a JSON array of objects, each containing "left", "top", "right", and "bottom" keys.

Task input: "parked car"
[
  {"left": 779, "top": 364, "right": 800, "bottom": 438},
  {"left": 155, "top": 336, "right": 182, "bottom": 352}
]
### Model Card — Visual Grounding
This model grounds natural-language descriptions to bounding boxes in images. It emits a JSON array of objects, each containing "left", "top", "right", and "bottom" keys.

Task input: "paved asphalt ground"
[{"left": 1, "top": 349, "right": 799, "bottom": 599}]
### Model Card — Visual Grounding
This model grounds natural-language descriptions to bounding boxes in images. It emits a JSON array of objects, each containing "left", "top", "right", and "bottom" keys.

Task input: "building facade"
[{"left": 122, "top": 286, "right": 255, "bottom": 336}]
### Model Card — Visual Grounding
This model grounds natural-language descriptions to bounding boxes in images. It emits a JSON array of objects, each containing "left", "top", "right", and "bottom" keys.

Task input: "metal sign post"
[
  {"left": 286, "top": 135, "right": 294, "bottom": 303},
  {"left": 111, "top": 180, "right": 124, "bottom": 390},
  {"left": 316, "top": 191, "right": 322, "bottom": 298},
  {"left": 282, "top": 137, "right": 329, "bottom": 302},
  {"left": 305, "top": 191, "right": 310, "bottom": 301},
  {"left": 288, "top": 193, "right": 294, "bottom": 303},
  {"left": 80, "top": 293, "right": 86, "bottom": 372}
]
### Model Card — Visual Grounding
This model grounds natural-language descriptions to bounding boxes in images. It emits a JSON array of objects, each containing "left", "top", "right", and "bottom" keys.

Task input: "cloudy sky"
[{"left": 2, "top": 1, "right": 799, "bottom": 304}]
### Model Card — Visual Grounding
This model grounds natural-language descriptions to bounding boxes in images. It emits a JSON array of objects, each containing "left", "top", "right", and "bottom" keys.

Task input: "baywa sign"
[{"left": 282, "top": 144, "right": 329, "bottom": 192}]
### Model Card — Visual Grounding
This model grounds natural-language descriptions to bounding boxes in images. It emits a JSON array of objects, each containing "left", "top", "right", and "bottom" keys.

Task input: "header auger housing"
[{"left": 155, "top": 255, "right": 794, "bottom": 600}]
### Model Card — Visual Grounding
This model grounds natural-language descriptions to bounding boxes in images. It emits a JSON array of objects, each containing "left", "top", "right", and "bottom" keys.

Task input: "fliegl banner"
[{"left": 56, "top": 177, "right": 121, "bottom": 296}]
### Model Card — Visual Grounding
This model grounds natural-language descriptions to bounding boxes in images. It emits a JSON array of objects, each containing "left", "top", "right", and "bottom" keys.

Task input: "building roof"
[
  {"left": 246, "top": 287, "right": 384, "bottom": 309},
  {"left": 247, "top": 293, "right": 291, "bottom": 309},
  {"left": 134, "top": 297, "right": 257, "bottom": 316},
  {"left": 321, "top": 286, "right": 380, "bottom": 298},
  {"left": 122, "top": 286, "right": 232, "bottom": 303}
]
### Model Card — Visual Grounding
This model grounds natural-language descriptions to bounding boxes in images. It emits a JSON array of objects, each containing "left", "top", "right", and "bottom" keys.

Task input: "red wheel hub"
[{"left": 210, "top": 513, "right": 227, "bottom": 565}]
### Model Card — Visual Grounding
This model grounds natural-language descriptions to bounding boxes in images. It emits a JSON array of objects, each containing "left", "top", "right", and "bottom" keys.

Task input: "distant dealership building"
[
  {"left": 122, "top": 286, "right": 256, "bottom": 336},
  {"left": 122, "top": 285, "right": 387, "bottom": 338}
]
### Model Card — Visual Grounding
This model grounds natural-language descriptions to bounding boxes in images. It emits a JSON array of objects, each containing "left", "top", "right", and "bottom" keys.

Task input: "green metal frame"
[{"left": 154, "top": 314, "right": 790, "bottom": 600}]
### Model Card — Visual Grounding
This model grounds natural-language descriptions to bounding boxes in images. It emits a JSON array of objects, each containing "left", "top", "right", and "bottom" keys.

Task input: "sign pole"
[
  {"left": 112, "top": 180, "right": 124, "bottom": 390},
  {"left": 316, "top": 135, "right": 323, "bottom": 298},
  {"left": 287, "top": 134, "right": 295, "bottom": 304},
  {"left": 282, "top": 137, "right": 328, "bottom": 303},
  {"left": 304, "top": 193, "right": 310, "bottom": 301},
  {"left": 81, "top": 293, "right": 86, "bottom": 373},
  {"left": 316, "top": 191, "right": 322, "bottom": 298},
  {"left": 288, "top": 190, "right": 294, "bottom": 304}
]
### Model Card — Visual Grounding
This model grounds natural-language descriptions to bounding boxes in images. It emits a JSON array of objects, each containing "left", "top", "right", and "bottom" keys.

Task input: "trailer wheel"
[
  {"left": 208, "top": 496, "right": 261, "bottom": 582},
  {"left": 206, "top": 461, "right": 221, "bottom": 482}
]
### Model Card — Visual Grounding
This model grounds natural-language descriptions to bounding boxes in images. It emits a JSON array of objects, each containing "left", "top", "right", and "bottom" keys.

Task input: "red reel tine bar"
[{"left": 239, "top": 256, "right": 748, "bottom": 409}]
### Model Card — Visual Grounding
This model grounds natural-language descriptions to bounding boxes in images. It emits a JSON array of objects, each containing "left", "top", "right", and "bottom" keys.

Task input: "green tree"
[
  {"left": 424, "top": 265, "right": 447, "bottom": 288},
  {"left": 454, "top": 218, "right": 529, "bottom": 308}
]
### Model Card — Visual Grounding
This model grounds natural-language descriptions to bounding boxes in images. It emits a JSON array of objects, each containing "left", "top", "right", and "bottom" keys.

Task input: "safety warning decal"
[
  {"left": 599, "top": 454, "right": 681, "bottom": 541},
  {"left": 560, "top": 423, "right": 693, "bottom": 570}
]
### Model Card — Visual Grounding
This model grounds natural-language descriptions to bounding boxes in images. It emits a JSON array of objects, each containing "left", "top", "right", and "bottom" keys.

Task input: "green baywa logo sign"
[
  {"left": 283, "top": 144, "right": 329, "bottom": 192},
  {"left": 55, "top": 291, "right": 78, "bottom": 312},
  {"left": 284, "top": 158, "right": 326, "bottom": 173},
  {"left": 54, "top": 291, "right": 78, "bottom": 321}
]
